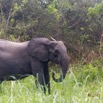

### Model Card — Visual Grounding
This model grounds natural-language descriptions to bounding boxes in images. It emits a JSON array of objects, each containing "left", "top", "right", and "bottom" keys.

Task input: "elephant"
[{"left": 0, "top": 37, "right": 69, "bottom": 94}]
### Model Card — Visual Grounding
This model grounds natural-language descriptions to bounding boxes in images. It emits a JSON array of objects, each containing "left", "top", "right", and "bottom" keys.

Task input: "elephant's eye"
[{"left": 54, "top": 54, "right": 58, "bottom": 57}]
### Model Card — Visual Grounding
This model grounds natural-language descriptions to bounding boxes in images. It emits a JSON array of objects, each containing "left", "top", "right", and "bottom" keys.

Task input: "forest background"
[
  {"left": 0, "top": 0, "right": 103, "bottom": 102},
  {"left": 0, "top": 0, "right": 103, "bottom": 62}
]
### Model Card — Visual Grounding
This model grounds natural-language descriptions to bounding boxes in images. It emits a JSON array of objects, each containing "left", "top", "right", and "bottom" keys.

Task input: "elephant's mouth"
[
  {"left": 52, "top": 57, "right": 69, "bottom": 82},
  {"left": 52, "top": 72, "right": 63, "bottom": 82},
  {"left": 52, "top": 61, "right": 64, "bottom": 82}
]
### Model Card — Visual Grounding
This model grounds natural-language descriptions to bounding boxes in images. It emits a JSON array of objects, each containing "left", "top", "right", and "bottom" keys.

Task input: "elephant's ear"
[{"left": 27, "top": 38, "right": 49, "bottom": 61}]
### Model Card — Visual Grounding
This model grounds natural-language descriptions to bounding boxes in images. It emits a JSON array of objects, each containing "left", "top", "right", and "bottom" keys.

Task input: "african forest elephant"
[{"left": 0, "top": 38, "right": 69, "bottom": 94}]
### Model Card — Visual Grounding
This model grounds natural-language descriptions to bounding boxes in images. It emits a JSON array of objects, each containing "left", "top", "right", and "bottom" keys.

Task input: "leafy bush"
[{"left": 72, "top": 59, "right": 103, "bottom": 83}]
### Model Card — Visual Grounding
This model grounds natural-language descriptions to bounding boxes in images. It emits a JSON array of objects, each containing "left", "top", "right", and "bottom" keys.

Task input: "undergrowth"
[{"left": 0, "top": 59, "right": 103, "bottom": 103}]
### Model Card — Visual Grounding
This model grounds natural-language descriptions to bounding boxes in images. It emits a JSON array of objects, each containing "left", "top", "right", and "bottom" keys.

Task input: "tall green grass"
[{"left": 0, "top": 60, "right": 103, "bottom": 103}]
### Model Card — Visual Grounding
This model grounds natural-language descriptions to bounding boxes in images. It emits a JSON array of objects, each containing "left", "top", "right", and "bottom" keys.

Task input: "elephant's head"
[{"left": 28, "top": 38, "right": 69, "bottom": 82}]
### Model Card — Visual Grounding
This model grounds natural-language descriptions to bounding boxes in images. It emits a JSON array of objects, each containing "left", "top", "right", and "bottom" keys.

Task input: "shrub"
[{"left": 72, "top": 59, "right": 103, "bottom": 83}]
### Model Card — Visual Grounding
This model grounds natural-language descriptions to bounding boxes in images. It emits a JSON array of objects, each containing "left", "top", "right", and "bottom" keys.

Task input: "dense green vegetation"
[
  {"left": 0, "top": 0, "right": 103, "bottom": 59},
  {"left": 0, "top": 0, "right": 103, "bottom": 44},
  {"left": 0, "top": 0, "right": 103, "bottom": 102},
  {"left": 0, "top": 60, "right": 103, "bottom": 103}
]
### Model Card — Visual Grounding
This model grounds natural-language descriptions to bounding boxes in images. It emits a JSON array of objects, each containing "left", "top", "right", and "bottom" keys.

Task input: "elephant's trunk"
[{"left": 52, "top": 56, "right": 69, "bottom": 82}]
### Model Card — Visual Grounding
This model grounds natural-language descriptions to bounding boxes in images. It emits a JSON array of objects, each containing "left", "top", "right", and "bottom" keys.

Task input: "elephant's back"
[
  {"left": 0, "top": 39, "right": 29, "bottom": 53},
  {"left": 0, "top": 39, "right": 29, "bottom": 49}
]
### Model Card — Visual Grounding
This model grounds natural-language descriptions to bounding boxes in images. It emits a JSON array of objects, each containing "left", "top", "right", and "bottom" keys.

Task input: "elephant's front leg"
[
  {"left": 43, "top": 64, "right": 50, "bottom": 94},
  {"left": 31, "top": 59, "right": 46, "bottom": 93},
  {"left": 36, "top": 71, "right": 46, "bottom": 93}
]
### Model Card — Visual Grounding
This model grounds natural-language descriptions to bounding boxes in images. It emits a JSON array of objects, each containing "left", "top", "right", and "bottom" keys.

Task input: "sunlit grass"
[{"left": 0, "top": 61, "right": 103, "bottom": 103}]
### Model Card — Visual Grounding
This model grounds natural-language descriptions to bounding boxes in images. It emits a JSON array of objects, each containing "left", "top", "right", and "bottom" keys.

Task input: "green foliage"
[
  {"left": 0, "top": 0, "right": 103, "bottom": 60},
  {"left": 88, "top": 3, "right": 103, "bottom": 16},
  {"left": 0, "top": 0, "right": 103, "bottom": 102},
  {"left": 0, "top": 61, "right": 103, "bottom": 103},
  {"left": 47, "top": 0, "right": 58, "bottom": 13},
  {"left": 73, "top": 59, "right": 103, "bottom": 83}
]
